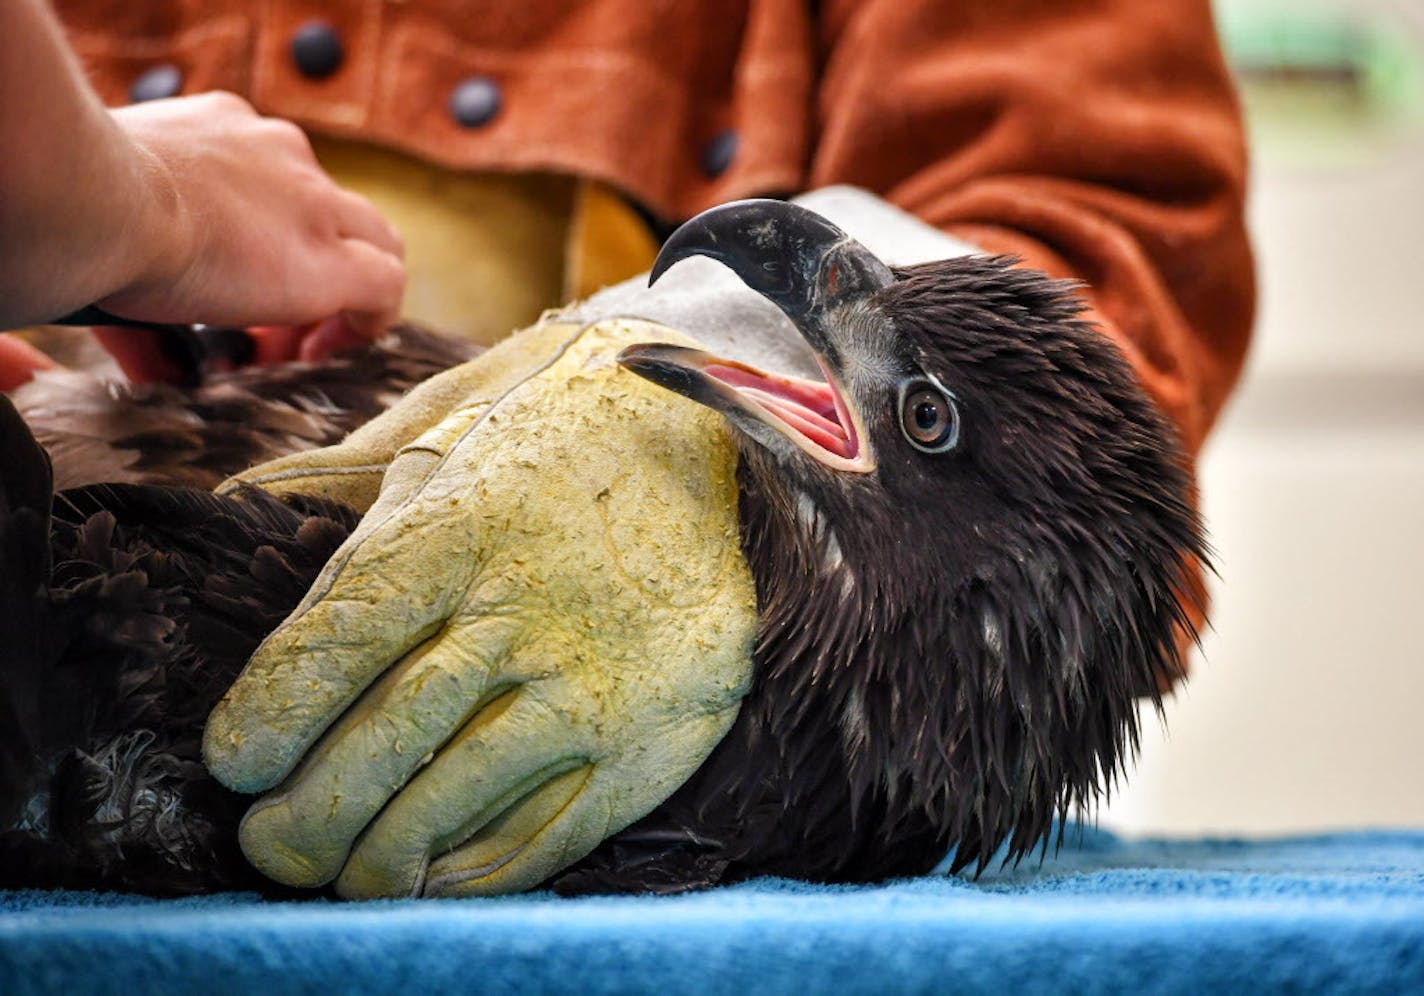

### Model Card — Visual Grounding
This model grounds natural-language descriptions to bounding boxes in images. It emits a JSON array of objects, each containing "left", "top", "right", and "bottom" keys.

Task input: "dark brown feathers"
[
  {"left": 0, "top": 326, "right": 481, "bottom": 893},
  {"left": 0, "top": 441, "right": 359, "bottom": 892},
  {"left": 0, "top": 325, "right": 471, "bottom": 894},
  {"left": 11, "top": 324, "right": 476, "bottom": 491}
]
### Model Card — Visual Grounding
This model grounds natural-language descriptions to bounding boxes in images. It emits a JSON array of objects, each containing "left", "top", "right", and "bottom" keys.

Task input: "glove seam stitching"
[{"left": 226, "top": 464, "right": 389, "bottom": 490}]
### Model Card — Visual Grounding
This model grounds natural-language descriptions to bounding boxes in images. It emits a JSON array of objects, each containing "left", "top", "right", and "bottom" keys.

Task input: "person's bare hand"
[
  {"left": 1, "top": 0, "right": 406, "bottom": 376},
  {"left": 97, "top": 92, "right": 405, "bottom": 341},
  {"left": 89, "top": 315, "right": 372, "bottom": 385}
]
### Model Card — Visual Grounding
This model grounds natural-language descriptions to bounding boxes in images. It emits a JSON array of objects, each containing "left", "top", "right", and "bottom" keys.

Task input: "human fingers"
[
  {"left": 251, "top": 114, "right": 318, "bottom": 163},
  {"left": 297, "top": 315, "right": 369, "bottom": 362},
  {"left": 247, "top": 324, "right": 309, "bottom": 365},
  {"left": 0, "top": 334, "right": 58, "bottom": 391},
  {"left": 319, "top": 238, "right": 406, "bottom": 341},
  {"left": 248, "top": 319, "right": 367, "bottom": 365},
  {"left": 179, "top": 89, "right": 261, "bottom": 121},
  {"left": 235, "top": 616, "right": 519, "bottom": 887},
  {"left": 332, "top": 187, "right": 405, "bottom": 260},
  {"left": 203, "top": 497, "right": 477, "bottom": 793},
  {"left": 104, "top": 95, "right": 405, "bottom": 334},
  {"left": 89, "top": 326, "right": 188, "bottom": 384},
  {"left": 335, "top": 686, "right": 594, "bottom": 899}
]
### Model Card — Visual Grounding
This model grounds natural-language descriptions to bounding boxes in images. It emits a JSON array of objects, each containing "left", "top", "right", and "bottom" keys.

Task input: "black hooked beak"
[
  {"left": 620, "top": 199, "right": 889, "bottom": 473},
  {"left": 646, "top": 199, "right": 893, "bottom": 369}
]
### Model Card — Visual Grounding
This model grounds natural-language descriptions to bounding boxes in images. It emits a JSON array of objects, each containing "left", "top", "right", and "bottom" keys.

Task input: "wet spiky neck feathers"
[{"left": 729, "top": 257, "right": 1207, "bottom": 874}]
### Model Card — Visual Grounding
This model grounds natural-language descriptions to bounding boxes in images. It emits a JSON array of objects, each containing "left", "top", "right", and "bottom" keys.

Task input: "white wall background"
[{"left": 1102, "top": 0, "right": 1424, "bottom": 836}]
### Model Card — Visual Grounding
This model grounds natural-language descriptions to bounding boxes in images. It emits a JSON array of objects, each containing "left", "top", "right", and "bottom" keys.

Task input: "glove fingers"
[
  {"left": 335, "top": 687, "right": 591, "bottom": 899},
  {"left": 421, "top": 768, "right": 610, "bottom": 897},
  {"left": 421, "top": 704, "right": 749, "bottom": 897},
  {"left": 234, "top": 617, "right": 519, "bottom": 888},
  {"left": 204, "top": 500, "right": 480, "bottom": 793},
  {"left": 216, "top": 320, "right": 591, "bottom": 508}
]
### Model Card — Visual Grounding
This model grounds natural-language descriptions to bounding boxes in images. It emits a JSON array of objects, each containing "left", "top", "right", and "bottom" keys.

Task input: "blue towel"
[{"left": 4, "top": 828, "right": 1423, "bottom": 995}]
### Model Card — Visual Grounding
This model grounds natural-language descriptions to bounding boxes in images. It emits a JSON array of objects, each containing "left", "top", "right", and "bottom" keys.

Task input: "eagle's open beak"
[{"left": 618, "top": 200, "right": 889, "bottom": 474}]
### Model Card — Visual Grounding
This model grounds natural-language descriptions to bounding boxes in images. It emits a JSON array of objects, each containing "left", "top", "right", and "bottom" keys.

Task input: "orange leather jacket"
[{"left": 56, "top": 0, "right": 1253, "bottom": 457}]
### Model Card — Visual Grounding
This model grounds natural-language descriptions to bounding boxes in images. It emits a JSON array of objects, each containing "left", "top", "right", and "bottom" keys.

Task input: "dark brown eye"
[{"left": 899, "top": 380, "right": 960, "bottom": 452}]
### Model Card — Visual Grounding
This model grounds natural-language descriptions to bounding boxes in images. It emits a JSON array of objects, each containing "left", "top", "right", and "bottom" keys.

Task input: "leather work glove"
[{"left": 203, "top": 317, "right": 758, "bottom": 898}]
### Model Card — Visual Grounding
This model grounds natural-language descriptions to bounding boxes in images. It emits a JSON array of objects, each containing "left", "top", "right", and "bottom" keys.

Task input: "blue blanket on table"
[{"left": 4, "top": 827, "right": 1423, "bottom": 995}]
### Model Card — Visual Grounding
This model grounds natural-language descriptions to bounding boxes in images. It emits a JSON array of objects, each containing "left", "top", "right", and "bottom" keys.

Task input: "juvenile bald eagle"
[{"left": 0, "top": 202, "right": 1205, "bottom": 895}]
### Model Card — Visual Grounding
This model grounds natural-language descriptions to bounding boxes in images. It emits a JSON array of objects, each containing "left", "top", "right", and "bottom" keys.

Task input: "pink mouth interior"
[{"left": 705, "top": 362, "right": 859, "bottom": 460}]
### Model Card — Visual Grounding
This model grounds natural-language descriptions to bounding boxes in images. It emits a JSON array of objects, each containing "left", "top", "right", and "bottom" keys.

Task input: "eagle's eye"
[{"left": 899, "top": 378, "right": 960, "bottom": 453}]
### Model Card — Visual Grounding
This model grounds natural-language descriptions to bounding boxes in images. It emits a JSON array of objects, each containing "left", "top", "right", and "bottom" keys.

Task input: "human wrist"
[
  {"left": 86, "top": 112, "right": 197, "bottom": 320},
  {"left": 0, "top": 101, "right": 178, "bottom": 325},
  {"left": 0, "top": 1, "right": 161, "bottom": 325}
]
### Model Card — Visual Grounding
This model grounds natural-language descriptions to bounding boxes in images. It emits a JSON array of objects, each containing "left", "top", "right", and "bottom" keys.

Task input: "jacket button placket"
[
  {"left": 290, "top": 20, "right": 345, "bottom": 80},
  {"left": 701, "top": 129, "right": 738, "bottom": 179},
  {"left": 449, "top": 76, "right": 502, "bottom": 128},
  {"left": 129, "top": 64, "right": 183, "bottom": 103}
]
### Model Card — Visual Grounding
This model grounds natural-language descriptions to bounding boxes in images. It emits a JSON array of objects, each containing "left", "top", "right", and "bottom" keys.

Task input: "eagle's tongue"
[{"left": 704, "top": 363, "right": 856, "bottom": 460}]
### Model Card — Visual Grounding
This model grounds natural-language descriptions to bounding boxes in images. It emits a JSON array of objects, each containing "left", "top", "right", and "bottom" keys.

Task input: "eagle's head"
[{"left": 619, "top": 199, "right": 1207, "bottom": 872}]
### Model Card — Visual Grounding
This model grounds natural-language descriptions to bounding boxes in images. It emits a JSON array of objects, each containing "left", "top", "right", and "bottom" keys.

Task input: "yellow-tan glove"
[{"left": 203, "top": 317, "right": 757, "bottom": 898}]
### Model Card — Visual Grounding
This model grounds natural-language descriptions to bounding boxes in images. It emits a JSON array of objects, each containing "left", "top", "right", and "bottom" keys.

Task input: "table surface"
[{"left": 4, "top": 827, "right": 1423, "bottom": 995}]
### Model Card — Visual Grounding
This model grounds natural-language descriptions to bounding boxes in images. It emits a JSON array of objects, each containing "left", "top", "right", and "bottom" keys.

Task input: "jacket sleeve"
[{"left": 811, "top": 0, "right": 1254, "bottom": 454}]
